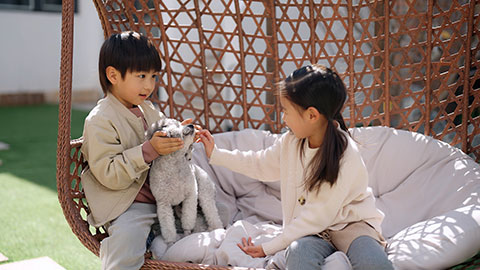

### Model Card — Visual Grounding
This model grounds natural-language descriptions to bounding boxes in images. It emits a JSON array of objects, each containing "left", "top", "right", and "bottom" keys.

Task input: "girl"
[{"left": 198, "top": 64, "right": 393, "bottom": 269}]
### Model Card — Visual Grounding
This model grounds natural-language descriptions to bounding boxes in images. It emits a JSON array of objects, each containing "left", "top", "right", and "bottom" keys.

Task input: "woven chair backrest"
[{"left": 91, "top": 0, "right": 480, "bottom": 162}]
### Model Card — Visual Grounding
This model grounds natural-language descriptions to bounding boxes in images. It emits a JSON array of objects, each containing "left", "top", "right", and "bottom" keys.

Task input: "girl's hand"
[
  {"left": 197, "top": 129, "right": 215, "bottom": 158},
  {"left": 181, "top": 118, "right": 203, "bottom": 142},
  {"left": 150, "top": 131, "right": 184, "bottom": 155},
  {"left": 237, "top": 237, "right": 266, "bottom": 258}
]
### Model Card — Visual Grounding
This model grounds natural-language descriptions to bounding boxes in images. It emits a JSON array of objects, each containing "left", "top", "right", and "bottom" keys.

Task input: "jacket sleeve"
[
  {"left": 209, "top": 133, "right": 286, "bottom": 182},
  {"left": 82, "top": 115, "right": 150, "bottom": 190}
]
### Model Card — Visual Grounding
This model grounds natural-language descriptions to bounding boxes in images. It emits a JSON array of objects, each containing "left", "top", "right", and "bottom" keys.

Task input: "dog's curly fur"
[{"left": 146, "top": 117, "right": 223, "bottom": 244}]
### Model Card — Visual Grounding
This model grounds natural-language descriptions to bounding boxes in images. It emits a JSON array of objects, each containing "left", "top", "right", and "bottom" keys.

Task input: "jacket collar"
[
  {"left": 103, "top": 93, "right": 160, "bottom": 130},
  {"left": 103, "top": 93, "right": 146, "bottom": 121}
]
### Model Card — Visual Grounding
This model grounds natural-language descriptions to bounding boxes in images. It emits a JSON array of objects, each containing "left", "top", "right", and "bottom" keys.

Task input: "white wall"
[{"left": 0, "top": 1, "right": 104, "bottom": 98}]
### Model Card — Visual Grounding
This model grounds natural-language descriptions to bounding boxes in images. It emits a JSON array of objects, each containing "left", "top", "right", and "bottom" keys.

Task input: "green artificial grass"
[{"left": 0, "top": 104, "right": 100, "bottom": 270}]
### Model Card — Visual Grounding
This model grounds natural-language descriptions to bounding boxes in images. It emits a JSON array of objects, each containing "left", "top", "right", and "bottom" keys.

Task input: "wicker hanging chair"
[{"left": 57, "top": 0, "right": 480, "bottom": 269}]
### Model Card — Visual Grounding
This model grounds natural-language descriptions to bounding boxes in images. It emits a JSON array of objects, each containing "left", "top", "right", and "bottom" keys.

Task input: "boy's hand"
[
  {"left": 150, "top": 131, "right": 184, "bottom": 155},
  {"left": 181, "top": 118, "right": 203, "bottom": 143},
  {"left": 197, "top": 129, "right": 215, "bottom": 158}
]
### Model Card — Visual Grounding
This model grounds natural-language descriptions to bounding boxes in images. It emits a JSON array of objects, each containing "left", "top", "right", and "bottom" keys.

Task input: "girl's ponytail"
[
  {"left": 334, "top": 111, "right": 349, "bottom": 133},
  {"left": 305, "top": 117, "right": 347, "bottom": 192}
]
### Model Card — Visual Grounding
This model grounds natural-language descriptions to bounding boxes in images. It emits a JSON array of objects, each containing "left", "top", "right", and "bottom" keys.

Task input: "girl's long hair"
[{"left": 279, "top": 64, "right": 349, "bottom": 192}]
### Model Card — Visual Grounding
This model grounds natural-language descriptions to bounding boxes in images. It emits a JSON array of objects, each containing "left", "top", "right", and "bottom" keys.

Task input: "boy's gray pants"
[{"left": 100, "top": 203, "right": 157, "bottom": 270}]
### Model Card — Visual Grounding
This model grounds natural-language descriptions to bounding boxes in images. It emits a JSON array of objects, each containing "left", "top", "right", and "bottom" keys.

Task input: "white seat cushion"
[
  {"left": 350, "top": 126, "right": 480, "bottom": 238},
  {"left": 192, "top": 129, "right": 283, "bottom": 225},
  {"left": 387, "top": 204, "right": 480, "bottom": 269},
  {"left": 351, "top": 126, "right": 480, "bottom": 269}
]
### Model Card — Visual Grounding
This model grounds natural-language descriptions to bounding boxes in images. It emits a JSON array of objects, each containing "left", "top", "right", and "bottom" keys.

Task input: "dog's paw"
[
  {"left": 183, "top": 229, "right": 191, "bottom": 236},
  {"left": 163, "top": 232, "right": 177, "bottom": 244}
]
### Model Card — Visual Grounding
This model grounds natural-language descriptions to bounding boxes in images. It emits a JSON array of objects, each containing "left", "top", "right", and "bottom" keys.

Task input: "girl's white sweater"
[{"left": 209, "top": 131, "right": 384, "bottom": 255}]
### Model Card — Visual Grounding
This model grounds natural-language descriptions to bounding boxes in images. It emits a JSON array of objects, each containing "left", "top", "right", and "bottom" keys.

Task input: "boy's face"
[{"left": 109, "top": 68, "right": 159, "bottom": 108}]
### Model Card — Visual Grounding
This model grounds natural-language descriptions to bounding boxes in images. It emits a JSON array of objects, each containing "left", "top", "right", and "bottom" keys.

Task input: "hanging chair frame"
[{"left": 57, "top": 0, "right": 480, "bottom": 269}]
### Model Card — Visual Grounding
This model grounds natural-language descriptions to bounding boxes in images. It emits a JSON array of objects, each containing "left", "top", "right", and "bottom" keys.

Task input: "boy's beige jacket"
[{"left": 81, "top": 94, "right": 164, "bottom": 227}]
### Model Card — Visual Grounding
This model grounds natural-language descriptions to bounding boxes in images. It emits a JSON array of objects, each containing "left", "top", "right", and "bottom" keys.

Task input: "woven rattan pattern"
[
  {"left": 91, "top": 0, "right": 480, "bottom": 161},
  {"left": 57, "top": 0, "right": 480, "bottom": 269}
]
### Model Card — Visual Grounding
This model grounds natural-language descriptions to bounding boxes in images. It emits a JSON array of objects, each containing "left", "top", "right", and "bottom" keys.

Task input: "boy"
[{"left": 81, "top": 31, "right": 188, "bottom": 269}]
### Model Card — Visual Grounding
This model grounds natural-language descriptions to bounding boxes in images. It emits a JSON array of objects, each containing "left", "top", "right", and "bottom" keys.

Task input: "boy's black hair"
[{"left": 98, "top": 31, "right": 162, "bottom": 95}]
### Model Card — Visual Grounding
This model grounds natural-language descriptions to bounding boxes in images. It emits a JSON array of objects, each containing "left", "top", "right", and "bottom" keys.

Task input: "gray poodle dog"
[{"left": 146, "top": 117, "right": 223, "bottom": 244}]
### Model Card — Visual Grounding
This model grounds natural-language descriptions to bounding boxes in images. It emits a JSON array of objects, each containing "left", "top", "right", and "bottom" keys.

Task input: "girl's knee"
[
  {"left": 348, "top": 236, "right": 393, "bottom": 270},
  {"left": 285, "top": 239, "right": 302, "bottom": 265},
  {"left": 286, "top": 236, "right": 335, "bottom": 270},
  {"left": 287, "top": 238, "right": 305, "bottom": 255},
  {"left": 286, "top": 240, "right": 313, "bottom": 270},
  {"left": 286, "top": 236, "right": 318, "bottom": 258}
]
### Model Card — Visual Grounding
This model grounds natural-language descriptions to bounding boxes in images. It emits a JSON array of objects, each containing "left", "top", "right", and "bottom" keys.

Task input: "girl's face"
[
  {"left": 280, "top": 95, "right": 312, "bottom": 139},
  {"left": 111, "top": 69, "right": 159, "bottom": 108}
]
